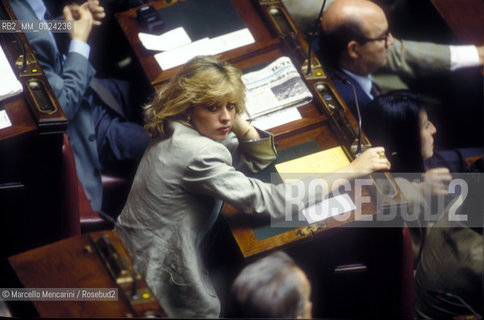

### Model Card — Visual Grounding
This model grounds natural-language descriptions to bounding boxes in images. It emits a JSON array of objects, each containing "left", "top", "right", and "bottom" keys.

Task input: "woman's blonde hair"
[{"left": 144, "top": 55, "right": 246, "bottom": 139}]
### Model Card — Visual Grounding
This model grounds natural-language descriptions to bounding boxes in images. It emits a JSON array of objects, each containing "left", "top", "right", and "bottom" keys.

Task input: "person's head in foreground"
[{"left": 227, "top": 251, "right": 312, "bottom": 318}]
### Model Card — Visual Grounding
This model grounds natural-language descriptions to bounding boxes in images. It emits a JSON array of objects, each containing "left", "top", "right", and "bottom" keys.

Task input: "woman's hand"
[
  {"left": 340, "top": 147, "right": 391, "bottom": 175},
  {"left": 314, "top": 147, "right": 390, "bottom": 194},
  {"left": 416, "top": 167, "right": 452, "bottom": 196},
  {"left": 231, "top": 114, "right": 260, "bottom": 140}
]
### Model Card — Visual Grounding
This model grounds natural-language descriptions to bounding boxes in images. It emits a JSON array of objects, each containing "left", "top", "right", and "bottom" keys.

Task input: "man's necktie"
[
  {"left": 89, "top": 78, "right": 127, "bottom": 120},
  {"left": 370, "top": 81, "right": 381, "bottom": 98}
]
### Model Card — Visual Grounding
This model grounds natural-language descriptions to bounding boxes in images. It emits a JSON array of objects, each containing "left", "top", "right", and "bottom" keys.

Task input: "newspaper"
[{"left": 242, "top": 56, "right": 312, "bottom": 120}]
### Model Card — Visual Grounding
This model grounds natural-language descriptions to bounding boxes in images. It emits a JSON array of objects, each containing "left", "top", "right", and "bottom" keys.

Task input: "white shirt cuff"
[
  {"left": 449, "top": 45, "right": 479, "bottom": 71},
  {"left": 68, "top": 39, "right": 91, "bottom": 60}
]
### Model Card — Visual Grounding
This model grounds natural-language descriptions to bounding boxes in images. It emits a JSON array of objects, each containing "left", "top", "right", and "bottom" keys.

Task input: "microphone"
[
  {"left": 427, "top": 288, "right": 482, "bottom": 319},
  {"left": 15, "top": 33, "right": 28, "bottom": 74},
  {"left": 339, "top": 75, "right": 362, "bottom": 157},
  {"left": 305, "top": 0, "right": 327, "bottom": 76}
]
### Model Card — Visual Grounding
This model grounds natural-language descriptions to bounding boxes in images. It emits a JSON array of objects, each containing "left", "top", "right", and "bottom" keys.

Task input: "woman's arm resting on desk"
[{"left": 341, "top": 147, "right": 391, "bottom": 175}]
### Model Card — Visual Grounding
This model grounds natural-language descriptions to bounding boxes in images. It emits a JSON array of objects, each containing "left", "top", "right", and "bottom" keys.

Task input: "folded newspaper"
[{"left": 242, "top": 56, "right": 312, "bottom": 120}]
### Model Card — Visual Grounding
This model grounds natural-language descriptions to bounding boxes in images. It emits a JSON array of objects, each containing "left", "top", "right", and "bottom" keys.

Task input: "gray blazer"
[
  {"left": 116, "top": 121, "right": 307, "bottom": 317},
  {"left": 10, "top": 0, "right": 103, "bottom": 210},
  {"left": 385, "top": 38, "right": 450, "bottom": 77}
]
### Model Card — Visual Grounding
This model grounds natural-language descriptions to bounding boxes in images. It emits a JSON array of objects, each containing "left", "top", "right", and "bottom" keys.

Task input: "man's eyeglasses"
[{"left": 360, "top": 30, "right": 391, "bottom": 48}]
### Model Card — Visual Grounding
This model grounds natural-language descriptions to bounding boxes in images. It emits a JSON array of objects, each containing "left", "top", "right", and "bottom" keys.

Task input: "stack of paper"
[
  {"left": 154, "top": 28, "right": 254, "bottom": 70},
  {"left": 275, "top": 146, "right": 356, "bottom": 224},
  {"left": 139, "top": 27, "right": 255, "bottom": 71},
  {"left": 0, "top": 44, "right": 23, "bottom": 102},
  {"left": 138, "top": 27, "right": 191, "bottom": 52},
  {"left": 275, "top": 146, "right": 351, "bottom": 182}
]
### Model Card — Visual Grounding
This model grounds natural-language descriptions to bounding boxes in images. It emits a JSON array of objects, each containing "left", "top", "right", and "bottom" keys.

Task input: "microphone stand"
[
  {"left": 428, "top": 288, "right": 482, "bottom": 320},
  {"left": 340, "top": 76, "right": 362, "bottom": 157},
  {"left": 13, "top": 33, "right": 28, "bottom": 74},
  {"left": 305, "top": 0, "right": 327, "bottom": 76}
]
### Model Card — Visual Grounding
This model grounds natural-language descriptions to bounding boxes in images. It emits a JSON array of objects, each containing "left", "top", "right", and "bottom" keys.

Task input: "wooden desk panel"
[
  {"left": 115, "top": 0, "right": 278, "bottom": 87},
  {"left": 115, "top": 0, "right": 404, "bottom": 259},
  {"left": 114, "top": 2, "right": 406, "bottom": 317},
  {"left": 9, "top": 231, "right": 165, "bottom": 318},
  {"left": 115, "top": 0, "right": 360, "bottom": 149},
  {"left": 0, "top": 0, "right": 68, "bottom": 262},
  {"left": 430, "top": 0, "right": 484, "bottom": 45},
  {"left": 0, "top": 98, "right": 37, "bottom": 141},
  {"left": 224, "top": 123, "right": 378, "bottom": 258}
]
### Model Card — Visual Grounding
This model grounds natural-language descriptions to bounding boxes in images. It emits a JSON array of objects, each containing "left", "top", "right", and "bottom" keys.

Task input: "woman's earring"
[{"left": 186, "top": 115, "right": 191, "bottom": 123}]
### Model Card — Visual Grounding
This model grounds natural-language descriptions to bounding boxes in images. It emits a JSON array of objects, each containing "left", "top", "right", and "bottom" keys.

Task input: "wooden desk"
[
  {"left": 114, "top": 0, "right": 366, "bottom": 145},
  {"left": 114, "top": 0, "right": 405, "bottom": 256},
  {"left": 115, "top": 1, "right": 407, "bottom": 317},
  {"left": 0, "top": 1, "right": 68, "bottom": 263},
  {"left": 430, "top": 0, "right": 484, "bottom": 45},
  {"left": 9, "top": 230, "right": 165, "bottom": 318}
]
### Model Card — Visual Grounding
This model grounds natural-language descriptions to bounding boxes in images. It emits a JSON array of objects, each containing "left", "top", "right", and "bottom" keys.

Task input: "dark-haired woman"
[
  {"left": 365, "top": 91, "right": 482, "bottom": 195},
  {"left": 365, "top": 89, "right": 483, "bottom": 270}
]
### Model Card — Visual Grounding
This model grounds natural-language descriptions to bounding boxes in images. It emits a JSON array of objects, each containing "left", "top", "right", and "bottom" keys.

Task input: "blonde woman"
[{"left": 116, "top": 56, "right": 390, "bottom": 317}]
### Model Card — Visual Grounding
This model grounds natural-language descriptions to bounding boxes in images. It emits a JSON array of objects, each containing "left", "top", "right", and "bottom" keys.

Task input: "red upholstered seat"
[
  {"left": 60, "top": 133, "right": 81, "bottom": 238},
  {"left": 400, "top": 224, "right": 415, "bottom": 320},
  {"left": 61, "top": 133, "right": 128, "bottom": 235},
  {"left": 77, "top": 178, "right": 113, "bottom": 234},
  {"left": 100, "top": 174, "right": 130, "bottom": 222}
]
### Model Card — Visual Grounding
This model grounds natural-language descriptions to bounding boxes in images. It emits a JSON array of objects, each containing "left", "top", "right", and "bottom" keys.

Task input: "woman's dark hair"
[
  {"left": 226, "top": 251, "right": 307, "bottom": 318},
  {"left": 365, "top": 90, "right": 439, "bottom": 172}
]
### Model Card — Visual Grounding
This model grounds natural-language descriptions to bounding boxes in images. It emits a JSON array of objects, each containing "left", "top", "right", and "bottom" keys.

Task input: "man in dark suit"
[{"left": 10, "top": 0, "right": 150, "bottom": 211}]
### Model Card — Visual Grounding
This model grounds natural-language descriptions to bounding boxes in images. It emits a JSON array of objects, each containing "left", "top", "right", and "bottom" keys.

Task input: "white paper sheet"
[
  {"left": 154, "top": 38, "right": 212, "bottom": 70},
  {"left": 209, "top": 28, "right": 255, "bottom": 55},
  {"left": 251, "top": 106, "right": 302, "bottom": 130},
  {"left": 0, "top": 44, "right": 23, "bottom": 102},
  {"left": 301, "top": 193, "right": 356, "bottom": 224},
  {"left": 0, "top": 109, "right": 12, "bottom": 130},
  {"left": 154, "top": 28, "right": 255, "bottom": 70},
  {"left": 138, "top": 27, "right": 191, "bottom": 52}
]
